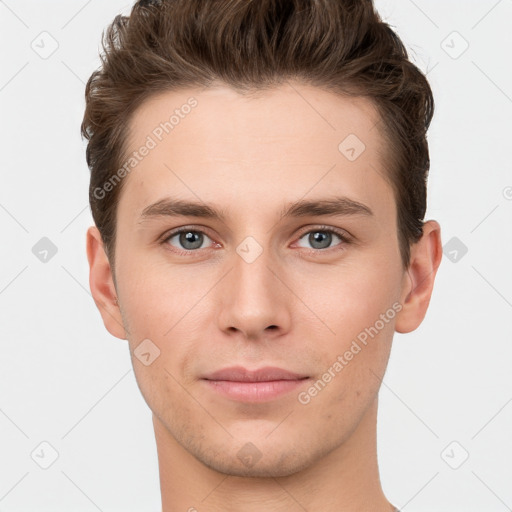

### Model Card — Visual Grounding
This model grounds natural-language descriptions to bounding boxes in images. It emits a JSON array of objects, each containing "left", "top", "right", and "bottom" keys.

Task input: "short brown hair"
[{"left": 82, "top": 0, "right": 434, "bottom": 270}]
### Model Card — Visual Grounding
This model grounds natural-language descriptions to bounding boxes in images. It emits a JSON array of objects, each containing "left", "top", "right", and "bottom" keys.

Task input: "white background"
[{"left": 0, "top": 0, "right": 511, "bottom": 511}]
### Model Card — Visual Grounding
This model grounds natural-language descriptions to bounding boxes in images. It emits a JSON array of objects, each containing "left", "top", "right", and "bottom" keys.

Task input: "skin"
[{"left": 87, "top": 82, "right": 442, "bottom": 512}]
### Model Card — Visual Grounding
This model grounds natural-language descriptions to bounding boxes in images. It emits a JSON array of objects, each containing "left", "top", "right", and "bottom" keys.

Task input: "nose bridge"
[
  {"left": 216, "top": 235, "right": 291, "bottom": 337},
  {"left": 231, "top": 236, "right": 278, "bottom": 307}
]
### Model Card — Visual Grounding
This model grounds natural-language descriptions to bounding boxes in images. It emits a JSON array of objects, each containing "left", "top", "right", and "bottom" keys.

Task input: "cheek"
[
  {"left": 117, "top": 259, "right": 211, "bottom": 382},
  {"left": 302, "top": 262, "right": 400, "bottom": 343},
  {"left": 117, "top": 257, "right": 202, "bottom": 335},
  {"left": 299, "top": 260, "right": 399, "bottom": 403},
  {"left": 130, "top": 352, "right": 197, "bottom": 437},
  {"left": 305, "top": 313, "right": 394, "bottom": 431}
]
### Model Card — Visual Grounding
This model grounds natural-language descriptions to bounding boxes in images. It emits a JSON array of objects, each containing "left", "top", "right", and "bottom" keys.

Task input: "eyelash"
[{"left": 160, "top": 225, "right": 352, "bottom": 256}]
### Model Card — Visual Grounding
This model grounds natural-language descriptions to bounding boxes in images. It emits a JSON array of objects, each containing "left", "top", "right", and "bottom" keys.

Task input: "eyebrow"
[{"left": 139, "top": 195, "right": 374, "bottom": 222}]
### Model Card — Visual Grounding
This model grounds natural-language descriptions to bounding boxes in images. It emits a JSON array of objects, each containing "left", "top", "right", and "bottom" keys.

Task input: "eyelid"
[
  {"left": 160, "top": 224, "right": 352, "bottom": 254},
  {"left": 295, "top": 224, "right": 352, "bottom": 242},
  {"left": 159, "top": 224, "right": 216, "bottom": 243},
  {"left": 292, "top": 225, "right": 352, "bottom": 254}
]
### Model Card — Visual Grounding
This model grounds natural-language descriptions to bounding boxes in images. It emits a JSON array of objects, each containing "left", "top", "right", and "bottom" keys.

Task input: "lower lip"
[{"left": 202, "top": 379, "right": 308, "bottom": 402}]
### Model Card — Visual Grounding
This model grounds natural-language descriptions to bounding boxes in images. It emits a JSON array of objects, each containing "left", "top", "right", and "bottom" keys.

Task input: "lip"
[
  {"left": 202, "top": 366, "right": 308, "bottom": 382},
  {"left": 201, "top": 366, "right": 309, "bottom": 402}
]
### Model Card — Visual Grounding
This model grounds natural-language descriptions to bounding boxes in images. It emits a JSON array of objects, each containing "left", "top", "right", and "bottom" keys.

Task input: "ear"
[
  {"left": 86, "top": 226, "right": 127, "bottom": 340},
  {"left": 395, "top": 220, "right": 443, "bottom": 334}
]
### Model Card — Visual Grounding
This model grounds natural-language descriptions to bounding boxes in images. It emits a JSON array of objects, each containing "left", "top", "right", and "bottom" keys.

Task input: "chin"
[
  {"left": 200, "top": 451, "right": 312, "bottom": 478},
  {"left": 187, "top": 434, "right": 326, "bottom": 478}
]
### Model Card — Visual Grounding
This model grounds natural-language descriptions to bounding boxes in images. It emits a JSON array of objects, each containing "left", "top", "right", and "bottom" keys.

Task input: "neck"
[{"left": 153, "top": 397, "right": 395, "bottom": 512}]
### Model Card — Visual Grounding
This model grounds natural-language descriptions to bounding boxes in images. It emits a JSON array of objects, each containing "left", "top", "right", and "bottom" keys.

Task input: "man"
[{"left": 83, "top": 0, "right": 442, "bottom": 510}]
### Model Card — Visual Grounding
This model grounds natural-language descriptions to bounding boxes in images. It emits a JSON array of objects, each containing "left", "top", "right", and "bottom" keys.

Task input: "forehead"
[
  {"left": 127, "top": 82, "right": 384, "bottom": 156},
  {"left": 118, "top": 82, "right": 394, "bottom": 223}
]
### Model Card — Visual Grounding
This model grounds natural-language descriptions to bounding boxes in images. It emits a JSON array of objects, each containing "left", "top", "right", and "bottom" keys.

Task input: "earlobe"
[
  {"left": 394, "top": 220, "right": 443, "bottom": 334},
  {"left": 86, "top": 226, "right": 127, "bottom": 340}
]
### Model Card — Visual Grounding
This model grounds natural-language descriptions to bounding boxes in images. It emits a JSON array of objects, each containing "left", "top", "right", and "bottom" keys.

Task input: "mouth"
[{"left": 201, "top": 366, "right": 310, "bottom": 402}]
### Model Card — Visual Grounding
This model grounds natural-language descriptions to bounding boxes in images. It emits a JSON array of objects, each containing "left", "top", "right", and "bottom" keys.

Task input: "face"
[{"left": 110, "top": 83, "right": 408, "bottom": 477}]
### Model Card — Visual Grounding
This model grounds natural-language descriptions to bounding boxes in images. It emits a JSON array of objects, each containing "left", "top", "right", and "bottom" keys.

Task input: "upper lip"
[{"left": 202, "top": 366, "right": 309, "bottom": 382}]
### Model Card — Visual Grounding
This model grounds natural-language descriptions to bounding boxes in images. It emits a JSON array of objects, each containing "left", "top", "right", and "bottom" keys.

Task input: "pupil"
[
  {"left": 311, "top": 231, "right": 330, "bottom": 249},
  {"left": 181, "top": 231, "right": 202, "bottom": 249}
]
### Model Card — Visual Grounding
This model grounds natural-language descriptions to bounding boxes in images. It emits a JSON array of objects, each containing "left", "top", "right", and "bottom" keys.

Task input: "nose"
[{"left": 216, "top": 243, "right": 292, "bottom": 341}]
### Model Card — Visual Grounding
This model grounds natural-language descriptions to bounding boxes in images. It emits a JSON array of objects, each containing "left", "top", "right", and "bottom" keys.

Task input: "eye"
[
  {"left": 160, "top": 225, "right": 351, "bottom": 256},
  {"left": 163, "top": 228, "right": 215, "bottom": 253},
  {"left": 295, "top": 227, "right": 350, "bottom": 251}
]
